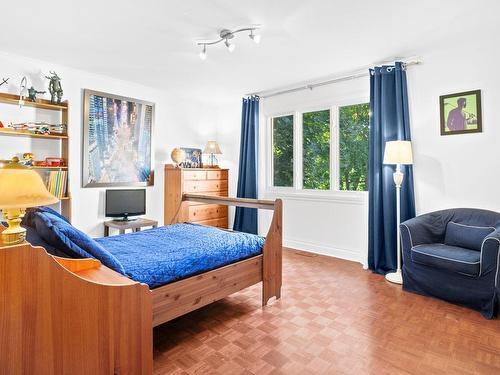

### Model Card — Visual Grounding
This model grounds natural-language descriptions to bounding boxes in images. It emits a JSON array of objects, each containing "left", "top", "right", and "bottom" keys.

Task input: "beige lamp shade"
[
  {"left": 383, "top": 140, "right": 413, "bottom": 165},
  {"left": 0, "top": 166, "right": 59, "bottom": 209},
  {"left": 203, "top": 141, "right": 222, "bottom": 155}
]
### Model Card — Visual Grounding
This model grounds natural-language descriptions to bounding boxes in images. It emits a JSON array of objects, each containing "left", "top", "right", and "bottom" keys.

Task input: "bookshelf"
[{"left": 0, "top": 92, "right": 71, "bottom": 221}]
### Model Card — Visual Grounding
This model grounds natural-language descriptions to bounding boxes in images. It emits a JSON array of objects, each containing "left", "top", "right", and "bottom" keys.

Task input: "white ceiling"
[{"left": 2, "top": 0, "right": 498, "bottom": 102}]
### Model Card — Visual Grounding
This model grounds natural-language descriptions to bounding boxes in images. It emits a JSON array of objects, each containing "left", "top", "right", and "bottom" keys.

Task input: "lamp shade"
[
  {"left": 203, "top": 141, "right": 222, "bottom": 155},
  {"left": 0, "top": 166, "right": 59, "bottom": 209},
  {"left": 383, "top": 140, "right": 413, "bottom": 165}
]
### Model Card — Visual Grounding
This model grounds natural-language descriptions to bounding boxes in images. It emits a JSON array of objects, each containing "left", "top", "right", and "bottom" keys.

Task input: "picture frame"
[
  {"left": 82, "top": 89, "right": 155, "bottom": 187},
  {"left": 180, "top": 147, "right": 202, "bottom": 168},
  {"left": 440, "top": 89, "right": 482, "bottom": 136}
]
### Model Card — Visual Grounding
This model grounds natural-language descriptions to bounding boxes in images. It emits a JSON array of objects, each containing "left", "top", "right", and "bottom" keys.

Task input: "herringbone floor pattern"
[{"left": 153, "top": 249, "right": 500, "bottom": 374}]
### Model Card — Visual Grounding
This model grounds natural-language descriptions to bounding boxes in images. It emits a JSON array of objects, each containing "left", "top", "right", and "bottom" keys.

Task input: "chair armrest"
[{"left": 480, "top": 228, "right": 500, "bottom": 281}]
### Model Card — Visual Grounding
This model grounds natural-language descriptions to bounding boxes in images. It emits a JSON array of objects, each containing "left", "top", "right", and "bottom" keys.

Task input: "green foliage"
[
  {"left": 339, "top": 103, "right": 369, "bottom": 191},
  {"left": 303, "top": 110, "right": 330, "bottom": 190},
  {"left": 272, "top": 104, "right": 369, "bottom": 191},
  {"left": 272, "top": 115, "right": 294, "bottom": 187}
]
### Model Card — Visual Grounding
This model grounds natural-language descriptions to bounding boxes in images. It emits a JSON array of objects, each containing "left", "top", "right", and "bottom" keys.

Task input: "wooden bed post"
[{"left": 262, "top": 199, "right": 282, "bottom": 305}]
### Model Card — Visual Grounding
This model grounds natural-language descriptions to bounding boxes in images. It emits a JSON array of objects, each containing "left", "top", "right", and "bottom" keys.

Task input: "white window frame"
[{"left": 266, "top": 98, "right": 369, "bottom": 200}]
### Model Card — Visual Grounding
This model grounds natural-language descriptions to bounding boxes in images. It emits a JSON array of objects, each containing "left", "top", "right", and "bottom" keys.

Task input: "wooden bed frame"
[
  {"left": 152, "top": 193, "right": 282, "bottom": 326},
  {"left": 0, "top": 195, "right": 282, "bottom": 373}
]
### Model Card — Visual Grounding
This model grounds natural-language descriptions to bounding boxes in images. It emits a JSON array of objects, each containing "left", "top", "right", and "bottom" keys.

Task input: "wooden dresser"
[{"left": 164, "top": 164, "right": 229, "bottom": 228}]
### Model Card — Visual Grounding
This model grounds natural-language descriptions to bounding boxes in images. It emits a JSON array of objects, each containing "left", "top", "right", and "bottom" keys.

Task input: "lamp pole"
[{"left": 386, "top": 163, "right": 404, "bottom": 284}]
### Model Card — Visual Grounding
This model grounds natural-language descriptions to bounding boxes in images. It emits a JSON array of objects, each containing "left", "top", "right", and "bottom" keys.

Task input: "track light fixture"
[{"left": 197, "top": 25, "right": 261, "bottom": 60}]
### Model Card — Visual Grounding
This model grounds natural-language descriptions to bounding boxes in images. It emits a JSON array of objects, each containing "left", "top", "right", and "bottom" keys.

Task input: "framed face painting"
[
  {"left": 440, "top": 90, "right": 482, "bottom": 135},
  {"left": 82, "top": 89, "right": 154, "bottom": 187}
]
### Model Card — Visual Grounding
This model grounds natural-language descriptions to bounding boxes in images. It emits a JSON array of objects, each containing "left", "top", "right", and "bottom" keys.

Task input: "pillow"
[
  {"left": 34, "top": 212, "right": 126, "bottom": 274},
  {"left": 444, "top": 221, "right": 495, "bottom": 251},
  {"left": 23, "top": 206, "right": 70, "bottom": 228},
  {"left": 25, "top": 226, "right": 70, "bottom": 258}
]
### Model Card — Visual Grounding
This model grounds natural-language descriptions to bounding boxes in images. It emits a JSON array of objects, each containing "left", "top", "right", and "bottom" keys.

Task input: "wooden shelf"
[
  {"left": 0, "top": 128, "right": 68, "bottom": 139},
  {"left": 0, "top": 92, "right": 68, "bottom": 111},
  {"left": 31, "top": 166, "right": 68, "bottom": 170}
]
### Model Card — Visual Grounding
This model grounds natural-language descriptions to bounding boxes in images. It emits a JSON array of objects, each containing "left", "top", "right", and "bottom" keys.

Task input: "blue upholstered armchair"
[{"left": 400, "top": 208, "right": 500, "bottom": 318}]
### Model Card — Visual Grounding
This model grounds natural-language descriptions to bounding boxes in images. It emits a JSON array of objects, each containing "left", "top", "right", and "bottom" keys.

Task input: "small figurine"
[
  {"left": 27, "top": 86, "right": 46, "bottom": 102},
  {"left": 45, "top": 71, "right": 63, "bottom": 104},
  {"left": 0, "top": 78, "right": 8, "bottom": 88},
  {"left": 22, "top": 153, "right": 34, "bottom": 166}
]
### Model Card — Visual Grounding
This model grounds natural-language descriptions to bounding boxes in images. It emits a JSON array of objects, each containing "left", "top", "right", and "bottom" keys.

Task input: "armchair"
[{"left": 400, "top": 208, "right": 500, "bottom": 319}]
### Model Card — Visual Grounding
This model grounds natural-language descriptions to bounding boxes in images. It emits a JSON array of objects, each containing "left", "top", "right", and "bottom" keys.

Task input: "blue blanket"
[{"left": 95, "top": 223, "right": 264, "bottom": 288}]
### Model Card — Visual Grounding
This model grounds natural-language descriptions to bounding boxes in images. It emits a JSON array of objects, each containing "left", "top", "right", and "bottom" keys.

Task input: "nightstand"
[{"left": 104, "top": 218, "right": 158, "bottom": 236}]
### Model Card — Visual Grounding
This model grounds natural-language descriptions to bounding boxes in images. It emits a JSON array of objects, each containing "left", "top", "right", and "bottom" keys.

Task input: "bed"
[{"left": 21, "top": 194, "right": 282, "bottom": 327}]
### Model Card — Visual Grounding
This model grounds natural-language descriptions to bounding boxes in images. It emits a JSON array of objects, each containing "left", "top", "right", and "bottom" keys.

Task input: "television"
[{"left": 105, "top": 189, "right": 146, "bottom": 221}]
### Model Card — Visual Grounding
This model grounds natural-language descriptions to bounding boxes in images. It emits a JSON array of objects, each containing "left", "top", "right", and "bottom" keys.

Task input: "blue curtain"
[
  {"left": 233, "top": 96, "right": 259, "bottom": 234},
  {"left": 368, "top": 62, "right": 416, "bottom": 274}
]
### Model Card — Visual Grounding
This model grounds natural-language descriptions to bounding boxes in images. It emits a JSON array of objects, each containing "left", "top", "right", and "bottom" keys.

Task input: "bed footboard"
[
  {"left": 0, "top": 242, "right": 152, "bottom": 375},
  {"left": 182, "top": 194, "right": 283, "bottom": 306}
]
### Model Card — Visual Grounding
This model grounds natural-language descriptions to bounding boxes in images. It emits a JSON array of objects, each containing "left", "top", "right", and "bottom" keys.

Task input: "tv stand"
[
  {"left": 103, "top": 218, "right": 158, "bottom": 236},
  {"left": 113, "top": 216, "right": 137, "bottom": 222}
]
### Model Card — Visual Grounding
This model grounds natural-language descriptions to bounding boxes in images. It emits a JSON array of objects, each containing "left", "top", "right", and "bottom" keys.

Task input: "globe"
[{"left": 171, "top": 148, "right": 186, "bottom": 167}]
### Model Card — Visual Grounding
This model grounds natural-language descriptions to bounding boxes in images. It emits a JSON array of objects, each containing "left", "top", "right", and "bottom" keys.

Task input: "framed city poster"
[
  {"left": 82, "top": 89, "right": 154, "bottom": 187},
  {"left": 440, "top": 90, "right": 482, "bottom": 135}
]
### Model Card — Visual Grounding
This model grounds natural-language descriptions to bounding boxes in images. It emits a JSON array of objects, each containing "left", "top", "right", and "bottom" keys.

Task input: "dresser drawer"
[
  {"left": 206, "top": 170, "right": 228, "bottom": 180},
  {"left": 182, "top": 170, "right": 207, "bottom": 181},
  {"left": 195, "top": 217, "right": 228, "bottom": 229},
  {"left": 184, "top": 180, "right": 228, "bottom": 193},
  {"left": 188, "top": 204, "right": 228, "bottom": 221}
]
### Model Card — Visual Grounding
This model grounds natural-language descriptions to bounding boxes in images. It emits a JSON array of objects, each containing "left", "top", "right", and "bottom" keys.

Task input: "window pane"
[
  {"left": 303, "top": 110, "right": 330, "bottom": 190},
  {"left": 339, "top": 103, "right": 369, "bottom": 191},
  {"left": 272, "top": 115, "right": 294, "bottom": 187}
]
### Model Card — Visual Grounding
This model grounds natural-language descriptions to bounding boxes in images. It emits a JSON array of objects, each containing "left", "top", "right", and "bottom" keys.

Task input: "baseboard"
[{"left": 284, "top": 237, "right": 367, "bottom": 267}]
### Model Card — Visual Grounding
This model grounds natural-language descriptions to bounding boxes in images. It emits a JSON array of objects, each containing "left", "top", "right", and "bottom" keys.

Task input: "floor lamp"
[{"left": 383, "top": 140, "right": 413, "bottom": 284}]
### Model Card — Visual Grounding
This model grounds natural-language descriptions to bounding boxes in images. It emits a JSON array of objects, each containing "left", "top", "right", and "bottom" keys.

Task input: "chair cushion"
[
  {"left": 410, "top": 244, "right": 480, "bottom": 276},
  {"left": 444, "top": 221, "right": 495, "bottom": 251}
]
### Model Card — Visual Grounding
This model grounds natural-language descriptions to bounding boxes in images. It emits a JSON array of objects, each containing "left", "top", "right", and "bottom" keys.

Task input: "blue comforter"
[{"left": 95, "top": 223, "right": 264, "bottom": 288}]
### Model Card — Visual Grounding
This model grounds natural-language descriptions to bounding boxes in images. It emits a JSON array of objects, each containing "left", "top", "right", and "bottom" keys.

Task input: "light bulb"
[
  {"left": 199, "top": 45, "right": 207, "bottom": 60},
  {"left": 249, "top": 32, "right": 261, "bottom": 44},
  {"left": 225, "top": 39, "right": 235, "bottom": 52}
]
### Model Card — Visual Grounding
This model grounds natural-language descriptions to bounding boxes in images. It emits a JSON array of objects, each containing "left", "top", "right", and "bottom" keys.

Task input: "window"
[
  {"left": 339, "top": 104, "right": 369, "bottom": 191},
  {"left": 303, "top": 110, "right": 330, "bottom": 190},
  {"left": 269, "top": 102, "right": 369, "bottom": 192},
  {"left": 272, "top": 115, "right": 294, "bottom": 187}
]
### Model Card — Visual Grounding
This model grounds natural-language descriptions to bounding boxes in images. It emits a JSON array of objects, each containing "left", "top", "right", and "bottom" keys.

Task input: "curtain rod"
[{"left": 247, "top": 60, "right": 422, "bottom": 99}]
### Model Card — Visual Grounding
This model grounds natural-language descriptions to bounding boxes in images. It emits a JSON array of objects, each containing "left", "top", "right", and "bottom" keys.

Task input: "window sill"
[{"left": 262, "top": 188, "right": 368, "bottom": 205}]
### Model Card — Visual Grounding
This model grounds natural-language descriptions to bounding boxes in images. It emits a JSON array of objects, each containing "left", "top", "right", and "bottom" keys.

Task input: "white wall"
[
  {"left": 0, "top": 51, "right": 219, "bottom": 237},
  {"left": 408, "top": 39, "right": 500, "bottom": 214}
]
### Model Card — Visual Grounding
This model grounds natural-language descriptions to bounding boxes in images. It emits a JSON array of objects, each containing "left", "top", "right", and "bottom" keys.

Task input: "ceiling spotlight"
[
  {"left": 199, "top": 45, "right": 207, "bottom": 60},
  {"left": 196, "top": 25, "right": 260, "bottom": 59},
  {"left": 225, "top": 39, "right": 235, "bottom": 52},
  {"left": 249, "top": 30, "right": 261, "bottom": 44}
]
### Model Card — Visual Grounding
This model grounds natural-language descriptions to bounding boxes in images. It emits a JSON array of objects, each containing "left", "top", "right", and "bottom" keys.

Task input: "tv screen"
[{"left": 105, "top": 189, "right": 146, "bottom": 219}]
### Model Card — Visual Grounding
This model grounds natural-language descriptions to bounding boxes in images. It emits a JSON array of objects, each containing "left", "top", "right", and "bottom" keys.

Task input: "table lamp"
[
  {"left": 383, "top": 140, "right": 413, "bottom": 284},
  {"left": 0, "top": 160, "right": 59, "bottom": 245},
  {"left": 203, "top": 141, "right": 222, "bottom": 168}
]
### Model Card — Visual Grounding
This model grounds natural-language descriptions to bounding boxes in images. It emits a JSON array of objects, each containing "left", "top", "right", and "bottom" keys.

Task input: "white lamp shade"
[
  {"left": 0, "top": 167, "right": 59, "bottom": 209},
  {"left": 203, "top": 141, "right": 222, "bottom": 155},
  {"left": 383, "top": 140, "right": 413, "bottom": 165}
]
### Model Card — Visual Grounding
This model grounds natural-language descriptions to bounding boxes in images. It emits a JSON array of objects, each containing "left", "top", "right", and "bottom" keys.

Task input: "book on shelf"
[{"left": 45, "top": 171, "right": 68, "bottom": 199}]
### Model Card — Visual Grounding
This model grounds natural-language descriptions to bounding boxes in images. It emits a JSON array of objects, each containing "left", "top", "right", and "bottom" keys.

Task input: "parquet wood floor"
[{"left": 153, "top": 249, "right": 500, "bottom": 375}]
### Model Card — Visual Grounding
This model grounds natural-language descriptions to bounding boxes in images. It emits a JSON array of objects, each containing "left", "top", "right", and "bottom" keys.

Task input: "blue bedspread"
[{"left": 95, "top": 223, "right": 264, "bottom": 288}]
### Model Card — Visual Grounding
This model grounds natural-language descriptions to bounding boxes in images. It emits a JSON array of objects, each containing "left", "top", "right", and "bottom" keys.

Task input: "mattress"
[{"left": 95, "top": 223, "right": 264, "bottom": 288}]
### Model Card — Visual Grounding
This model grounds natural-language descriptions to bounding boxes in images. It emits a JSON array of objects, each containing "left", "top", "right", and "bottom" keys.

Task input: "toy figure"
[
  {"left": 27, "top": 86, "right": 46, "bottom": 102},
  {"left": 22, "top": 153, "right": 34, "bottom": 166},
  {"left": 45, "top": 71, "right": 63, "bottom": 104}
]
